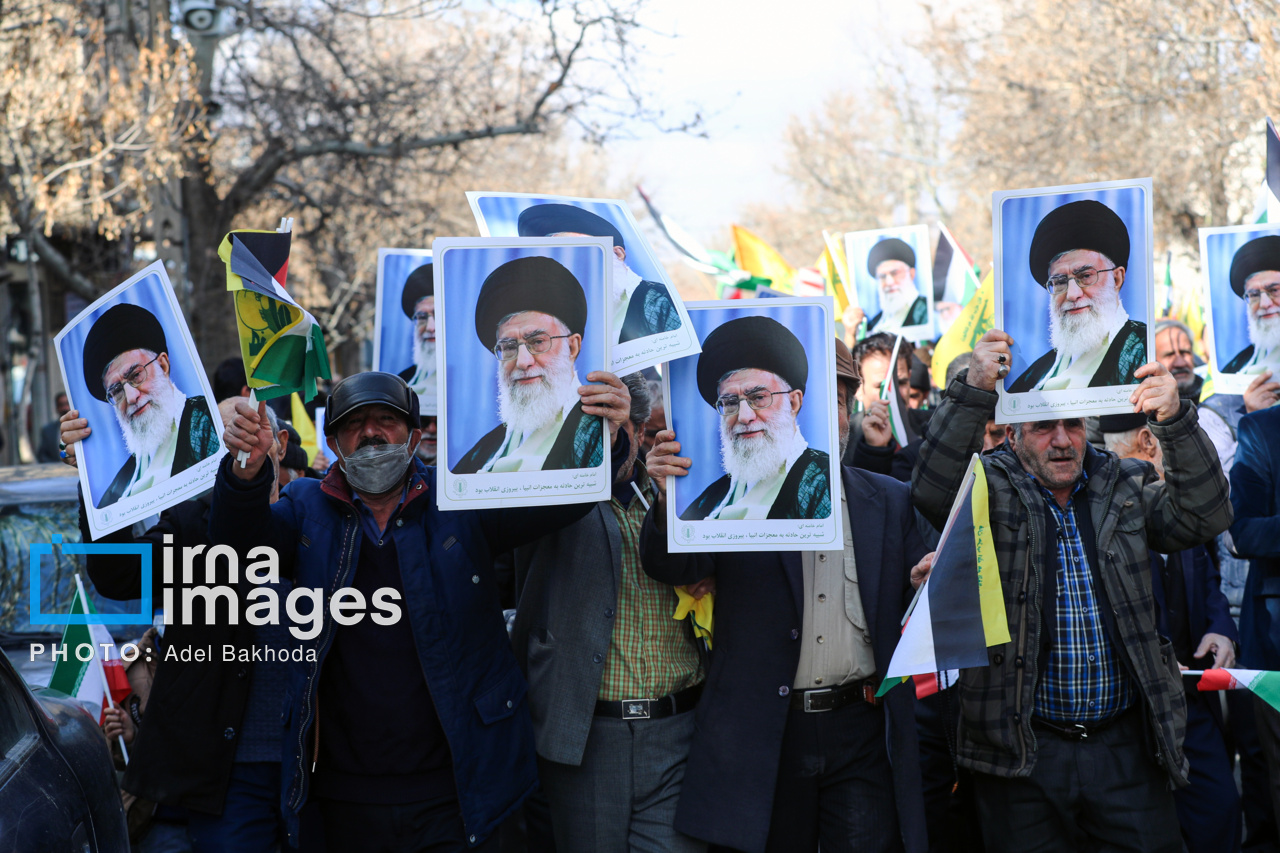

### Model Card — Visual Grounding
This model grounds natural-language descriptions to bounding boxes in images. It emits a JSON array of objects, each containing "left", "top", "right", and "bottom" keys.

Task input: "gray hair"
[
  {"left": 623, "top": 373, "right": 652, "bottom": 429},
  {"left": 1103, "top": 426, "right": 1145, "bottom": 455},
  {"left": 944, "top": 352, "right": 974, "bottom": 389},
  {"left": 646, "top": 379, "right": 664, "bottom": 409},
  {"left": 1154, "top": 318, "right": 1193, "bottom": 341}
]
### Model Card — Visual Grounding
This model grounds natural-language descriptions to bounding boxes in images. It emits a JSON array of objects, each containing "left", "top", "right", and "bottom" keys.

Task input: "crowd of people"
[{"left": 44, "top": 300, "right": 1280, "bottom": 853}]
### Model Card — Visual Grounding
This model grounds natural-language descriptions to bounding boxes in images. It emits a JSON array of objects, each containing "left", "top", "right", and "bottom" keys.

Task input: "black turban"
[
  {"left": 1098, "top": 411, "right": 1149, "bottom": 434},
  {"left": 866, "top": 238, "right": 916, "bottom": 277},
  {"left": 517, "top": 203, "right": 626, "bottom": 254},
  {"left": 1028, "top": 199, "right": 1130, "bottom": 286},
  {"left": 696, "top": 315, "right": 808, "bottom": 407},
  {"left": 474, "top": 256, "right": 588, "bottom": 351},
  {"left": 400, "top": 263, "right": 434, "bottom": 317},
  {"left": 1229, "top": 235, "right": 1280, "bottom": 298},
  {"left": 82, "top": 303, "right": 167, "bottom": 401}
]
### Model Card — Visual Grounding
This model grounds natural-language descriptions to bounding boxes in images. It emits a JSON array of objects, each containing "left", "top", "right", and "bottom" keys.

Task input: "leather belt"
[
  {"left": 595, "top": 683, "right": 703, "bottom": 721},
  {"left": 1032, "top": 707, "right": 1132, "bottom": 740},
  {"left": 790, "top": 680, "right": 880, "bottom": 713}
]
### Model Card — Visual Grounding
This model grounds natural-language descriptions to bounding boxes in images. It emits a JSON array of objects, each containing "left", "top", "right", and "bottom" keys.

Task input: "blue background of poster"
[
  {"left": 998, "top": 185, "right": 1149, "bottom": 389},
  {"left": 441, "top": 243, "right": 606, "bottom": 469},
  {"left": 1204, "top": 226, "right": 1280, "bottom": 370},
  {"left": 375, "top": 251, "right": 432, "bottom": 378},
  {"left": 667, "top": 302, "right": 831, "bottom": 518}
]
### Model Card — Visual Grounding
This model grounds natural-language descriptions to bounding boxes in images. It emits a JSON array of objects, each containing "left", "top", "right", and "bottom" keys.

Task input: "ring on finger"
[
  {"left": 997, "top": 353, "right": 1006, "bottom": 364},
  {"left": 997, "top": 364, "right": 1009, "bottom": 378}
]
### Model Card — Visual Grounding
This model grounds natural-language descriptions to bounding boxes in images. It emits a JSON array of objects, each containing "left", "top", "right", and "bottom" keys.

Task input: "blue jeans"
[{"left": 187, "top": 762, "right": 289, "bottom": 853}]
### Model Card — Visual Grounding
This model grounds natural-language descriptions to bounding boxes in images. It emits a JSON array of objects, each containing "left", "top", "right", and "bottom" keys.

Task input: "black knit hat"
[
  {"left": 696, "top": 315, "right": 808, "bottom": 406},
  {"left": 82, "top": 303, "right": 168, "bottom": 401},
  {"left": 473, "top": 256, "right": 588, "bottom": 351},
  {"left": 517, "top": 203, "right": 625, "bottom": 254},
  {"left": 1028, "top": 199, "right": 1130, "bottom": 286},
  {"left": 866, "top": 238, "right": 916, "bottom": 277},
  {"left": 1098, "top": 411, "right": 1149, "bottom": 434},
  {"left": 1229, "top": 235, "right": 1280, "bottom": 298},
  {"left": 400, "top": 263, "right": 435, "bottom": 318}
]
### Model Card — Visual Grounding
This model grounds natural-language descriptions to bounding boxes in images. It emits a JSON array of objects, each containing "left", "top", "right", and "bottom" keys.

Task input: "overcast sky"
[{"left": 607, "top": 0, "right": 911, "bottom": 243}]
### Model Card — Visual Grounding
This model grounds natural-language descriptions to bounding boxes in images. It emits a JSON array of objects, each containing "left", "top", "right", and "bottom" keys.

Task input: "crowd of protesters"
[{"left": 40, "top": 310, "right": 1280, "bottom": 853}]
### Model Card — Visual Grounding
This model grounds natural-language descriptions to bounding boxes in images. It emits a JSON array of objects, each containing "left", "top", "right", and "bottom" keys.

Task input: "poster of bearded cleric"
[
  {"left": 467, "top": 192, "right": 699, "bottom": 375},
  {"left": 55, "top": 261, "right": 225, "bottom": 538},
  {"left": 664, "top": 297, "right": 842, "bottom": 553},
  {"left": 373, "top": 248, "right": 436, "bottom": 415},
  {"left": 993, "top": 178, "right": 1154, "bottom": 423},
  {"left": 844, "top": 224, "right": 934, "bottom": 340},
  {"left": 433, "top": 237, "right": 613, "bottom": 510},
  {"left": 1199, "top": 224, "right": 1280, "bottom": 394}
]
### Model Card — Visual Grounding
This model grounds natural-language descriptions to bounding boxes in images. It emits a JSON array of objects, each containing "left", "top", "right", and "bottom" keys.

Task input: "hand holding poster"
[
  {"left": 467, "top": 192, "right": 700, "bottom": 375},
  {"left": 663, "top": 297, "right": 842, "bottom": 552},
  {"left": 993, "top": 178, "right": 1154, "bottom": 423},
  {"left": 373, "top": 249, "right": 436, "bottom": 415},
  {"left": 434, "top": 237, "right": 613, "bottom": 510},
  {"left": 1199, "top": 224, "right": 1280, "bottom": 395},
  {"left": 55, "top": 261, "right": 226, "bottom": 538}
]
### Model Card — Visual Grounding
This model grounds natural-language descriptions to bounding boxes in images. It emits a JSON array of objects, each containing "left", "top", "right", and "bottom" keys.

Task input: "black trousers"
[
  {"left": 317, "top": 796, "right": 500, "bottom": 853},
  {"left": 763, "top": 699, "right": 903, "bottom": 853},
  {"left": 972, "top": 710, "right": 1181, "bottom": 853}
]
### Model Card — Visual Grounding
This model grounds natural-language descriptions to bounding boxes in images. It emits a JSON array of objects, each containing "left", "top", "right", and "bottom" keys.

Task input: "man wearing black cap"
[
  {"left": 865, "top": 237, "right": 929, "bottom": 333},
  {"left": 212, "top": 368, "right": 632, "bottom": 851},
  {"left": 81, "top": 302, "right": 220, "bottom": 508},
  {"left": 1222, "top": 235, "right": 1280, "bottom": 375},
  {"left": 518, "top": 203, "right": 682, "bottom": 344},
  {"left": 1099, "top": 410, "right": 1241, "bottom": 853},
  {"left": 396, "top": 262, "right": 438, "bottom": 404},
  {"left": 681, "top": 315, "right": 831, "bottom": 521},
  {"left": 1008, "top": 199, "right": 1147, "bottom": 392},
  {"left": 454, "top": 255, "right": 604, "bottom": 474}
]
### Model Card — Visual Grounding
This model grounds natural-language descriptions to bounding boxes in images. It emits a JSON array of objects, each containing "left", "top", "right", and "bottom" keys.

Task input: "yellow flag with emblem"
[{"left": 931, "top": 270, "right": 994, "bottom": 389}]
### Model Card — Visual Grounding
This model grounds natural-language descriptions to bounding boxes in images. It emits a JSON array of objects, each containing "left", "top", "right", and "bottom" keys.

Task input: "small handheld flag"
[
  {"left": 879, "top": 335, "right": 917, "bottom": 449},
  {"left": 932, "top": 222, "right": 981, "bottom": 309},
  {"left": 878, "top": 454, "right": 1008, "bottom": 697},
  {"left": 1193, "top": 668, "right": 1280, "bottom": 713}
]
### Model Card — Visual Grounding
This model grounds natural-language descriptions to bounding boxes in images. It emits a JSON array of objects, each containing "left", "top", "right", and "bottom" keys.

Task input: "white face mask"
[{"left": 339, "top": 440, "right": 416, "bottom": 495}]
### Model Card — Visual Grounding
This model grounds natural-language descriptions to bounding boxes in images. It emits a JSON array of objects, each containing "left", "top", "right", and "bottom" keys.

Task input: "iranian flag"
[
  {"left": 1197, "top": 669, "right": 1280, "bottom": 711},
  {"left": 46, "top": 575, "right": 132, "bottom": 726}
]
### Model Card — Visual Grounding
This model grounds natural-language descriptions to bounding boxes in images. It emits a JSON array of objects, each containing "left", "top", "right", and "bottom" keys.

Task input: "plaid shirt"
[
  {"left": 1032, "top": 472, "right": 1134, "bottom": 724},
  {"left": 598, "top": 477, "right": 703, "bottom": 701}
]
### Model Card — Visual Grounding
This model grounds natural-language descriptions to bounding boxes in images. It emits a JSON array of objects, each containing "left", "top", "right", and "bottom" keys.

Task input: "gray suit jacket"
[{"left": 510, "top": 500, "right": 701, "bottom": 766}]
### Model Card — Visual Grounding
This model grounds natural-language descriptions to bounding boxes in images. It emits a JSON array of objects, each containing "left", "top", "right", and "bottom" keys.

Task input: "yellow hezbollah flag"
[
  {"left": 816, "top": 244, "right": 850, "bottom": 316},
  {"left": 290, "top": 392, "right": 320, "bottom": 465},
  {"left": 732, "top": 225, "right": 794, "bottom": 293},
  {"left": 931, "top": 270, "right": 994, "bottom": 390}
]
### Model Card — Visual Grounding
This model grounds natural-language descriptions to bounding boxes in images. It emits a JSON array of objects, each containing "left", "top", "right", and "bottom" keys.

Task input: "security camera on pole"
[{"left": 176, "top": 0, "right": 239, "bottom": 116}]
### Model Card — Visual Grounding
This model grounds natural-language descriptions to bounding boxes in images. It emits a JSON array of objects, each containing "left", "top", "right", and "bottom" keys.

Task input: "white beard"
[
  {"left": 1248, "top": 307, "right": 1280, "bottom": 353},
  {"left": 413, "top": 335, "right": 435, "bottom": 370},
  {"left": 113, "top": 372, "right": 186, "bottom": 462},
  {"left": 1049, "top": 282, "right": 1122, "bottom": 360},
  {"left": 719, "top": 405, "right": 797, "bottom": 485},
  {"left": 611, "top": 256, "right": 639, "bottom": 305},
  {"left": 497, "top": 347, "right": 577, "bottom": 437},
  {"left": 880, "top": 280, "right": 919, "bottom": 318}
]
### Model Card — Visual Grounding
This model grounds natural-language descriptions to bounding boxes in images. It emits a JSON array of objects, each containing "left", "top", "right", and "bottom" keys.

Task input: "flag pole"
[{"left": 75, "top": 573, "right": 128, "bottom": 764}]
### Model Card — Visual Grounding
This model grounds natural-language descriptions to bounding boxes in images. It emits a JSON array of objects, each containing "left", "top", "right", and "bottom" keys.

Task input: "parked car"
[{"left": 0, "top": 641, "right": 128, "bottom": 851}]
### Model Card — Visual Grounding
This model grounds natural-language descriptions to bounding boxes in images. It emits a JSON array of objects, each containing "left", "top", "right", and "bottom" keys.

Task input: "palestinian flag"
[
  {"left": 932, "top": 222, "right": 981, "bottom": 308},
  {"left": 878, "top": 454, "right": 1009, "bottom": 697},
  {"left": 1198, "top": 669, "right": 1280, "bottom": 712},
  {"left": 47, "top": 576, "right": 131, "bottom": 725},
  {"left": 879, "top": 335, "right": 917, "bottom": 449},
  {"left": 220, "top": 222, "right": 330, "bottom": 402}
]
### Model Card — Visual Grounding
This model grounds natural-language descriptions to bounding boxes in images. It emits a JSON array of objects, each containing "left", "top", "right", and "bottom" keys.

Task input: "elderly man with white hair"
[{"left": 80, "top": 302, "right": 220, "bottom": 508}]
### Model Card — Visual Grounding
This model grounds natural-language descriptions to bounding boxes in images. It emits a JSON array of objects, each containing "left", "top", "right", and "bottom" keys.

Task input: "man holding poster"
[{"left": 914, "top": 329, "right": 1231, "bottom": 852}]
